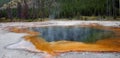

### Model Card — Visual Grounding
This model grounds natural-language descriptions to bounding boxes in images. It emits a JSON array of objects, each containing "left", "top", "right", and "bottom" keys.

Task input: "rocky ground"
[{"left": 0, "top": 20, "right": 120, "bottom": 58}]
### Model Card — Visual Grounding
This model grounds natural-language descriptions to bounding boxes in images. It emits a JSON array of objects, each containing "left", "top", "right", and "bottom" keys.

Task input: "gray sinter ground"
[{"left": 0, "top": 21, "right": 120, "bottom": 58}]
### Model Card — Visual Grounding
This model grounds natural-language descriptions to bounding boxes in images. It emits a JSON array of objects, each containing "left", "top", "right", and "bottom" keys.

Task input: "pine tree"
[
  {"left": 6, "top": 5, "right": 13, "bottom": 21},
  {"left": 21, "top": 0, "right": 29, "bottom": 19},
  {"left": 17, "top": 2, "right": 22, "bottom": 18}
]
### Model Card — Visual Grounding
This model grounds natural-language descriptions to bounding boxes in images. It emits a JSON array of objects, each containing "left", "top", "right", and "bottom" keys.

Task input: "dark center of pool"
[{"left": 29, "top": 26, "right": 114, "bottom": 43}]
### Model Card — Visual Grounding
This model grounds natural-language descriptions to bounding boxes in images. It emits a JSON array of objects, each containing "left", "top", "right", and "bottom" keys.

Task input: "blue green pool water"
[{"left": 29, "top": 26, "right": 114, "bottom": 43}]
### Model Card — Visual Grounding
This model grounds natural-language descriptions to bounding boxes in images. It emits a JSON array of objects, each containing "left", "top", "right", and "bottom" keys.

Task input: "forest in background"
[{"left": 0, "top": 0, "right": 120, "bottom": 22}]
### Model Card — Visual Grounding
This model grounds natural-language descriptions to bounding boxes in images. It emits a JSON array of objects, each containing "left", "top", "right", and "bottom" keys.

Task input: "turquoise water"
[{"left": 29, "top": 26, "right": 114, "bottom": 43}]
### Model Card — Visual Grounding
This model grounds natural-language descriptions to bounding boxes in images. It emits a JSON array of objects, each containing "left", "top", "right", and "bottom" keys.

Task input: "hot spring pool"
[
  {"left": 29, "top": 26, "right": 114, "bottom": 43},
  {"left": 5, "top": 22, "right": 120, "bottom": 57}
]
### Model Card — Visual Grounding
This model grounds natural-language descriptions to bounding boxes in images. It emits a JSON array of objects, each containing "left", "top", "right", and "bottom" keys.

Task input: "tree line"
[{"left": 0, "top": 0, "right": 119, "bottom": 21}]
